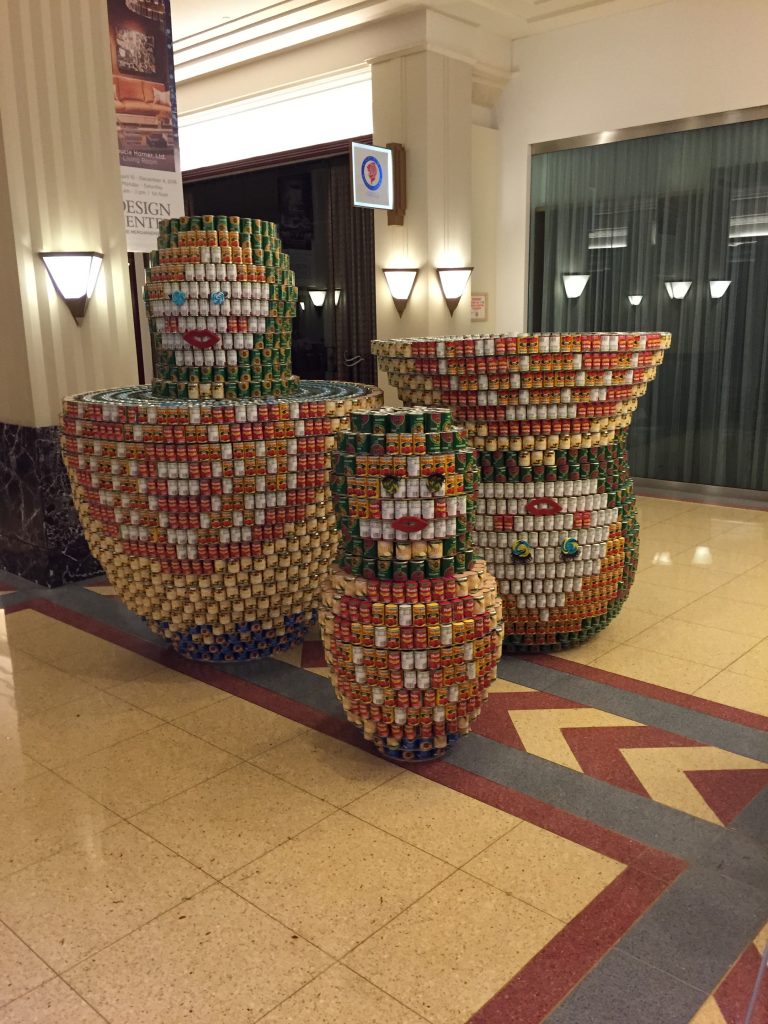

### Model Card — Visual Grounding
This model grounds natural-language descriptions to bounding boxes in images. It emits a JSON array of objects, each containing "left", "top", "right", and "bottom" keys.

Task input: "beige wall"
[
  {"left": 0, "top": 0, "right": 136, "bottom": 428},
  {"left": 495, "top": 0, "right": 768, "bottom": 330}
]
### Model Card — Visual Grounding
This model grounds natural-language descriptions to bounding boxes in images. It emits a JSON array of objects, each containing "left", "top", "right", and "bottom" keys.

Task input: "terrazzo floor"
[{"left": 0, "top": 494, "right": 767, "bottom": 1023}]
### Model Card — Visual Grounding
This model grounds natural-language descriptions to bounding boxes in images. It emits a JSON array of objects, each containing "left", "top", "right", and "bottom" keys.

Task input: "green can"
[
  {"left": 409, "top": 559, "right": 425, "bottom": 580},
  {"left": 350, "top": 411, "right": 371, "bottom": 432},
  {"left": 361, "top": 537, "right": 377, "bottom": 558},
  {"left": 426, "top": 557, "right": 441, "bottom": 579},
  {"left": 426, "top": 432, "right": 441, "bottom": 453},
  {"left": 377, "top": 559, "right": 393, "bottom": 580},
  {"left": 406, "top": 410, "right": 425, "bottom": 433},
  {"left": 372, "top": 413, "right": 388, "bottom": 435}
]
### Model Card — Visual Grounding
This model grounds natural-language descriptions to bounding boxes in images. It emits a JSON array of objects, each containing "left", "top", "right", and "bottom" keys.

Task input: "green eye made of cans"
[
  {"left": 561, "top": 537, "right": 581, "bottom": 560},
  {"left": 426, "top": 473, "right": 445, "bottom": 494},
  {"left": 511, "top": 539, "right": 533, "bottom": 563},
  {"left": 381, "top": 475, "right": 400, "bottom": 496}
]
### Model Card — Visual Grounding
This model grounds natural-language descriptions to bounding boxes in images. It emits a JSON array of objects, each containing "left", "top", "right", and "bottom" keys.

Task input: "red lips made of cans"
[
  {"left": 183, "top": 328, "right": 221, "bottom": 350},
  {"left": 392, "top": 515, "right": 429, "bottom": 533},
  {"left": 525, "top": 497, "right": 563, "bottom": 516}
]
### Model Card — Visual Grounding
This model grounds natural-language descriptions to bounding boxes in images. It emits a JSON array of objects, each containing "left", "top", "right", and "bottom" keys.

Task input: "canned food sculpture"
[
  {"left": 372, "top": 333, "right": 671, "bottom": 653},
  {"left": 319, "top": 407, "right": 503, "bottom": 760},
  {"left": 61, "top": 215, "right": 381, "bottom": 660}
]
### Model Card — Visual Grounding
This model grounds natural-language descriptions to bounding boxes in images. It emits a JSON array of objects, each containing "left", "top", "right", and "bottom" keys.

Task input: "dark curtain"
[
  {"left": 326, "top": 161, "right": 377, "bottom": 383},
  {"left": 529, "top": 120, "right": 768, "bottom": 492}
]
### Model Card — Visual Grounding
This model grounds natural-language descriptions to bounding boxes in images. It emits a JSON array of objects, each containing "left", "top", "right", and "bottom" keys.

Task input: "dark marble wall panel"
[{"left": 0, "top": 421, "right": 100, "bottom": 586}]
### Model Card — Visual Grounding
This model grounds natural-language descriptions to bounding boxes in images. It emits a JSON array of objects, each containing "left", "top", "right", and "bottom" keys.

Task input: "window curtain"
[
  {"left": 529, "top": 119, "right": 768, "bottom": 492},
  {"left": 326, "top": 161, "right": 377, "bottom": 384}
]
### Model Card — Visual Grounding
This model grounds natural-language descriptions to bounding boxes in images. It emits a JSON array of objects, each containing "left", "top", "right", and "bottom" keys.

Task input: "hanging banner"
[{"left": 107, "top": 0, "right": 184, "bottom": 252}]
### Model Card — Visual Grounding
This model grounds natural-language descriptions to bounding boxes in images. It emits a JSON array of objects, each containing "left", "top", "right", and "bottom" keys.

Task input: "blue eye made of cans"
[
  {"left": 171, "top": 290, "right": 187, "bottom": 306},
  {"left": 210, "top": 290, "right": 228, "bottom": 305},
  {"left": 561, "top": 538, "right": 581, "bottom": 560},
  {"left": 511, "top": 539, "right": 533, "bottom": 562}
]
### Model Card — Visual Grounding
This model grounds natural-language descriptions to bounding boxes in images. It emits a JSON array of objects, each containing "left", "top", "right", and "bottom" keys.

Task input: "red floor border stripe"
[
  {"left": 522, "top": 654, "right": 768, "bottom": 733},
  {"left": 11, "top": 598, "right": 685, "bottom": 868},
  {"left": 468, "top": 866, "right": 677, "bottom": 1024},
  {"left": 12, "top": 598, "right": 683, "bottom": 870},
  {"left": 714, "top": 938, "right": 768, "bottom": 1023},
  {"left": 9, "top": 598, "right": 691, "bottom": 1023}
]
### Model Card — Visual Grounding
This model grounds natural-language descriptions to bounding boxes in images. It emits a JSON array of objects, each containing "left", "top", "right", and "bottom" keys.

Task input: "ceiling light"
[
  {"left": 562, "top": 274, "right": 590, "bottom": 299},
  {"left": 664, "top": 281, "right": 692, "bottom": 300},
  {"left": 588, "top": 227, "right": 628, "bottom": 249},
  {"left": 628, "top": 295, "right": 644, "bottom": 306},
  {"left": 39, "top": 251, "right": 103, "bottom": 325},
  {"left": 383, "top": 268, "right": 419, "bottom": 316},
  {"left": 436, "top": 267, "right": 473, "bottom": 315}
]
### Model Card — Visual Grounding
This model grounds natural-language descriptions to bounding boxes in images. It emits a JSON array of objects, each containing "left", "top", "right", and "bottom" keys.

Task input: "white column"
[{"left": 372, "top": 50, "right": 474, "bottom": 398}]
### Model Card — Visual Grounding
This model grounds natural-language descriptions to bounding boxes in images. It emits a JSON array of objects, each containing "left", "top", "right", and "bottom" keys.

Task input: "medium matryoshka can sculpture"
[
  {"left": 61, "top": 215, "right": 381, "bottom": 660},
  {"left": 319, "top": 407, "right": 504, "bottom": 760},
  {"left": 372, "top": 332, "right": 671, "bottom": 653}
]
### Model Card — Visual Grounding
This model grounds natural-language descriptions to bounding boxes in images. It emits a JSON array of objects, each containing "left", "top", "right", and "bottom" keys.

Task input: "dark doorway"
[{"left": 183, "top": 140, "right": 376, "bottom": 384}]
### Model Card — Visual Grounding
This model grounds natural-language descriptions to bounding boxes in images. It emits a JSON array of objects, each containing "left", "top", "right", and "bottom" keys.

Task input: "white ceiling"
[{"left": 171, "top": 0, "right": 671, "bottom": 46}]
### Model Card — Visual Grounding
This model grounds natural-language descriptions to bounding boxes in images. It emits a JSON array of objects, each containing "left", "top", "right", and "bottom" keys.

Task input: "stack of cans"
[
  {"left": 60, "top": 216, "right": 383, "bottom": 661},
  {"left": 372, "top": 333, "right": 671, "bottom": 654},
  {"left": 320, "top": 407, "right": 504, "bottom": 761},
  {"left": 148, "top": 216, "right": 297, "bottom": 399}
]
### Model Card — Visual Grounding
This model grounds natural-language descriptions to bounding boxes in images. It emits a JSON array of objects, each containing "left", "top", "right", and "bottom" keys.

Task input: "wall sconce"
[
  {"left": 562, "top": 273, "right": 590, "bottom": 299},
  {"left": 628, "top": 294, "right": 644, "bottom": 306},
  {"left": 39, "top": 251, "right": 103, "bottom": 324},
  {"left": 383, "top": 268, "right": 419, "bottom": 316},
  {"left": 308, "top": 289, "right": 327, "bottom": 309},
  {"left": 334, "top": 289, "right": 341, "bottom": 306},
  {"left": 299, "top": 300, "right": 306, "bottom": 311},
  {"left": 709, "top": 280, "right": 731, "bottom": 298},
  {"left": 436, "top": 267, "right": 473, "bottom": 315},
  {"left": 664, "top": 281, "right": 692, "bottom": 300}
]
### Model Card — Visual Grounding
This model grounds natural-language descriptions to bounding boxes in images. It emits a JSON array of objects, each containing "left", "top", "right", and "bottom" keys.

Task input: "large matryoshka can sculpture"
[
  {"left": 61, "top": 215, "right": 381, "bottom": 660},
  {"left": 319, "top": 407, "right": 503, "bottom": 760},
  {"left": 372, "top": 333, "right": 671, "bottom": 653}
]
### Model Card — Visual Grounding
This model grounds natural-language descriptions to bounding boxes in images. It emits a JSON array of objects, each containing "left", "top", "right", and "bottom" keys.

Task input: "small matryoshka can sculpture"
[{"left": 319, "top": 407, "right": 504, "bottom": 761}]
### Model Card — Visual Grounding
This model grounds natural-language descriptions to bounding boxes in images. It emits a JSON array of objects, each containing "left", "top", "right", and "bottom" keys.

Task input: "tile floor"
[{"left": 0, "top": 494, "right": 766, "bottom": 1023}]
